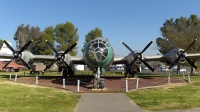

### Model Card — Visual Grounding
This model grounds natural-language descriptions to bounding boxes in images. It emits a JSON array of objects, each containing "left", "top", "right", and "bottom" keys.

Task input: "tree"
[
  {"left": 14, "top": 24, "right": 41, "bottom": 53},
  {"left": 156, "top": 14, "right": 200, "bottom": 73},
  {"left": 37, "top": 26, "right": 55, "bottom": 55},
  {"left": 85, "top": 28, "right": 103, "bottom": 42},
  {"left": 14, "top": 24, "right": 31, "bottom": 50},
  {"left": 29, "top": 26, "right": 41, "bottom": 54},
  {"left": 54, "top": 22, "right": 79, "bottom": 56}
]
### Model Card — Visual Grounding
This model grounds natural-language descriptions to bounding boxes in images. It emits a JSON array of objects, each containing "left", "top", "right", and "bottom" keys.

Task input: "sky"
[{"left": 1, "top": 0, "right": 200, "bottom": 56}]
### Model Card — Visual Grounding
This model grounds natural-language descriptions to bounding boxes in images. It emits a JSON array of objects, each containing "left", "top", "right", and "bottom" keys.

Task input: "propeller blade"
[
  {"left": 61, "top": 59, "right": 69, "bottom": 67},
  {"left": 3, "top": 40, "right": 15, "bottom": 53},
  {"left": 185, "top": 57, "right": 198, "bottom": 69},
  {"left": 18, "top": 57, "right": 31, "bottom": 70},
  {"left": 141, "top": 40, "right": 153, "bottom": 54},
  {"left": 168, "top": 56, "right": 182, "bottom": 70},
  {"left": 166, "top": 39, "right": 179, "bottom": 51},
  {"left": 19, "top": 39, "right": 33, "bottom": 53},
  {"left": 44, "top": 60, "right": 57, "bottom": 72},
  {"left": 46, "top": 40, "right": 58, "bottom": 56},
  {"left": 125, "top": 58, "right": 137, "bottom": 74},
  {"left": 2, "top": 58, "right": 14, "bottom": 69},
  {"left": 185, "top": 39, "right": 198, "bottom": 52},
  {"left": 121, "top": 41, "right": 134, "bottom": 53},
  {"left": 140, "top": 59, "right": 155, "bottom": 72},
  {"left": 62, "top": 42, "right": 78, "bottom": 56}
]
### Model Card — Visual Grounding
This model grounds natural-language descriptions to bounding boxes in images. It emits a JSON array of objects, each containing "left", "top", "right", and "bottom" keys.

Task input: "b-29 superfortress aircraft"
[{"left": 0, "top": 38, "right": 199, "bottom": 88}]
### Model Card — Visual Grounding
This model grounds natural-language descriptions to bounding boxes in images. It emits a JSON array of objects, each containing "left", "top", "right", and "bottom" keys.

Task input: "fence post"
[
  {"left": 168, "top": 73, "right": 170, "bottom": 84},
  {"left": 14, "top": 73, "right": 17, "bottom": 82},
  {"left": 63, "top": 79, "right": 65, "bottom": 89},
  {"left": 36, "top": 76, "right": 38, "bottom": 85},
  {"left": 182, "top": 72, "right": 185, "bottom": 79},
  {"left": 77, "top": 80, "right": 80, "bottom": 92},
  {"left": 9, "top": 73, "right": 12, "bottom": 80},
  {"left": 113, "top": 71, "right": 115, "bottom": 76},
  {"left": 136, "top": 76, "right": 139, "bottom": 89},
  {"left": 188, "top": 73, "right": 190, "bottom": 83},
  {"left": 125, "top": 79, "right": 128, "bottom": 92}
]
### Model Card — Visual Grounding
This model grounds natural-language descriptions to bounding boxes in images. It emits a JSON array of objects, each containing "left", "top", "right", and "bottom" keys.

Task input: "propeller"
[
  {"left": 2, "top": 39, "right": 33, "bottom": 70},
  {"left": 121, "top": 40, "right": 155, "bottom": 74},
  {"left": 43, "top": 40, "right": 78, "bottom": 72},
  {"left": 167, "top": 38, "right": 198, "bottom": 70}
]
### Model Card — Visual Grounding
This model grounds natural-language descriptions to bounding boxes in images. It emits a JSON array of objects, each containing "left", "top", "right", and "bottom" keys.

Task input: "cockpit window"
[
  {"left": 88, "top": 38, "right": 110, "bottom": 62},
  {"left": 99, "top": 43, "right": 106, "bottom": 49},
  {"left": 99, "top": 39, "right": 102, "bottom": 43}
]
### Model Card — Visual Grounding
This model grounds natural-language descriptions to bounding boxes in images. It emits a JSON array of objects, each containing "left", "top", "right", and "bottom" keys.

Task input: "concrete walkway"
[{"left": 76, "top": 93, "right": 143, "bottom": 112}]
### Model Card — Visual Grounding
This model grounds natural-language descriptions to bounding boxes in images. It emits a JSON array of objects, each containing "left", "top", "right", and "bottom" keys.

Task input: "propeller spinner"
[
  {"left": 43, "top": 40, "right": 78, "bottom": 72},
  {"left": 121, "top": 40, "right": 155, "bottom": 74},
  {"left": 166, "top": 38, "right": 198, "bottom": 70},
  {"left": 2, "top": 39, "right": 33, "bottom": 70}
]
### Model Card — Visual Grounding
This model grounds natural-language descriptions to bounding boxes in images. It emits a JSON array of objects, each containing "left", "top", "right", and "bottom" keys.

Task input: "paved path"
[{"left": 76, "top": 93, "right": 143, "bottom": 112}]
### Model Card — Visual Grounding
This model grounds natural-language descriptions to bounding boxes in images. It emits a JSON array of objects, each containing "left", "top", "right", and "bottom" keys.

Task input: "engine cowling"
[
  {"left": 56, "top": 53, "right": 72, "bottom": 68},
  {"left": 13, "top": 51, "right": 33, "bottom": 65},
  {"left": 126, "top": 51, "right": 142, "bottom": 70},
  {"left": 165, "top": 49, "right": 186, "bottom": 65}
]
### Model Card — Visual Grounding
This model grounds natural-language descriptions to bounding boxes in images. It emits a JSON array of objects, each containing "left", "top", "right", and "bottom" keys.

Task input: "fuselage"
[{"left": 83, "top": 38, "right": 114, "bottom": 69}]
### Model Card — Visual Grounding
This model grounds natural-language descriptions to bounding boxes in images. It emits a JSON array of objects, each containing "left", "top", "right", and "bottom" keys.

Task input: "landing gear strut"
[
  {"left": 125, "top": 69, "right": 137, "bottom": 78},
  {"left": 62, "top": 68, "right": 74, "bottom": 77},
  {"left": 93, "top": 67, "right": 105, "bottom": 89}
]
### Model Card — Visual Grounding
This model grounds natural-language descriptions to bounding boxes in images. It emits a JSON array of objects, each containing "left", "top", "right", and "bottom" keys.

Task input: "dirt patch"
[{"left": 8, "top": 76, "right": 187, "bottom": 92}]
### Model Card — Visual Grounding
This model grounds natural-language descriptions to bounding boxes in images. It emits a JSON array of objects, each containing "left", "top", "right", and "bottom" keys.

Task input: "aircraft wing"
[
  {"left": 0, "top": 53, "right": 85, "bottom": 64},
  {"left": 113, "top": 56, "right": 128, "bottom": 64},
  {"left": 143, "top": 55, "right": 166, "bottom": 61},
  {"left": 33, "top": 55, "right": 85, "bottom": 64},
  {"left": 0, "top": 54, "right": 13, "bottom": 59},
  {"left": 186, "top": 53, "right": 200, "bottom": 59},
  {"left": 113, "top": 55, "right": 166, "bottom": 64},
  {"left": 32, "top": 55, "right": 55, "bottom": 61},
  {"left": 71, "top": 56, "right": 85, "bottom": 64}
]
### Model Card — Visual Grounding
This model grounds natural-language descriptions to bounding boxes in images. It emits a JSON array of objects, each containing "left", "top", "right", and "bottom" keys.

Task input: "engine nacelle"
[
  {"left": 55, "top": 53, "right": 73, "bottom": 68},
  {"left": 13, "top": 51, "right": 33, "bottom": 65},
  {"left": 127, "top": 51, "right": 142, "bottom": 70},
  {"left": 165, "top": 49, "right": 186, "bottom": 65}
]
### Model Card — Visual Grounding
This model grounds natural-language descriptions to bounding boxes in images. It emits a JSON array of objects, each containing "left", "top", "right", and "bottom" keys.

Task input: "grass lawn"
[
  {"left": 0, "top": 71, "right": 80, "bottom": 112},
  {"left": 0, "top": 70, "right": 123, "bottom": 112},
  {"left": 1, "top": 70, "right": 200, "bottom": 111},
  {"left": 127, "top": 74, "right": 200, "bottom": 111}
]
